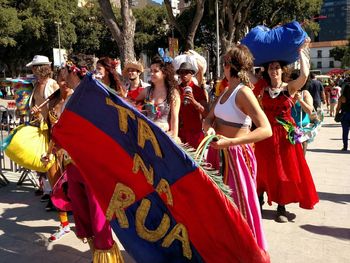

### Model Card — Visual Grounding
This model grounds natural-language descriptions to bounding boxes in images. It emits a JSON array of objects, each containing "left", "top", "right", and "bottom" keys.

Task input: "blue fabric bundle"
[{"left": 241, "top": 21, "right": 307, "bottom": 66}]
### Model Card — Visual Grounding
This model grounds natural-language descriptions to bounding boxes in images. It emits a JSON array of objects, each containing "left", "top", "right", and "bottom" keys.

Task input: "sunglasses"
[{"left": 178, "top": 70, "right": 193, "bottom": 75}]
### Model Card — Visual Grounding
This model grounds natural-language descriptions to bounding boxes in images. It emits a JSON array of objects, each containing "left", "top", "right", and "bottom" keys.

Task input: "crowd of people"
[{"left": 9, "top": 36, "right": 350, "bottom": 261}]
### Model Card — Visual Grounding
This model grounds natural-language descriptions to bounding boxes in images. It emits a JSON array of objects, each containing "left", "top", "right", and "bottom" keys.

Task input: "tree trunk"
[
  {"left": 164, "top": 0, "right": 205, "bottom": 51},
  {"left": 220, "top": 0, "right": 251, "bottom": 55},
  {"left": 98, "top": 0, "right": 136, "bottom": 63},
  {"left": 185, "top": 0, "right": 205, "bottom": 50},
  {"left": 164, "top": 0, "right": 186, "bottom": 40}
]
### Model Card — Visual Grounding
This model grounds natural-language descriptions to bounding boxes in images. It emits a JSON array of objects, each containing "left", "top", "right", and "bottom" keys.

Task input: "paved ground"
[
  {"left": 0, "top": 116, "right": 349, "bottom": 262},
  {"left": 262, "top": 116, "right": 350, "bottom": 263}
]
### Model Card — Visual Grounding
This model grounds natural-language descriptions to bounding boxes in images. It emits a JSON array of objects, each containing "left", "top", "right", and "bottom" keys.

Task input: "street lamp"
[{"left": 54, "top": 21, "right": 62, "bottom": 67}]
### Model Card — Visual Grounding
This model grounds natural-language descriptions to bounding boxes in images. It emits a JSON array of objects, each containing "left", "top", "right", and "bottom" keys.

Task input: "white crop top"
[{"left": 214, "top": 83, "right": 252, "bottom": 128}]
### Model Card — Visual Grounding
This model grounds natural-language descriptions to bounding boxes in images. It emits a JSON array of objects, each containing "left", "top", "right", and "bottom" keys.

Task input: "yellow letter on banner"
[
  {"left": 136, "top": 199, "right": 170, "bottom": 242},
  {"left": 105, "top": 183, "right": 135, "bottom": 228},
  {"left": 133, "top": 154, "right": 154, "bottom": 185},
  {"left": 106, "top": 97, "right": 136, "bottom": 133},
  {"left": 155, "top": 179, "right": 173, "bottom": 206},
  {"left": 137, "top": 118, "right": 162, "bottom": 158},
  {"left": 162, "top": 223, "right": 192, "bottom": 259}
]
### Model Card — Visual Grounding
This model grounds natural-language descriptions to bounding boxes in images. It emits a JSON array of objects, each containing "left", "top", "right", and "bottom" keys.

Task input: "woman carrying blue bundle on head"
[
  {"left": 243, "top": 21, "right": 319, "bottom": 223},
  {"left": 252, "top": 39, "right": 319, "bottom": 223}
]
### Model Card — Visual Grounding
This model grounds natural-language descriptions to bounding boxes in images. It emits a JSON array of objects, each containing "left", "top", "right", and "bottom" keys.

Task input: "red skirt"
[{"left": 255, "top": 123, "right": 319, "bottom": 209}]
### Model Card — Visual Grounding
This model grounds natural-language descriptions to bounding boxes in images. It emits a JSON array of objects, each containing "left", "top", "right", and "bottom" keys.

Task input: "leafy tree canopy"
[
  {"left": 0, "top": 0, "right": 79, "bottom": 76},
  {"left": 0, "top": 6, "right": 22, "bottom": 47},
  {"left": 330, "top": 41, "right": 350, "bottom": 68},
  {"left": 249, "top": 0, "right": 322, "bottom": 27},
  {"left": 133, "top": 5, "right": 168, "bottom": 56}
]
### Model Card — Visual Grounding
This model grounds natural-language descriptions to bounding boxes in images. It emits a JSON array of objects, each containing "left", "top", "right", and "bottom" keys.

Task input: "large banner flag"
[{"left": 52, "top": 75, "right": 269, "bottom": 263}]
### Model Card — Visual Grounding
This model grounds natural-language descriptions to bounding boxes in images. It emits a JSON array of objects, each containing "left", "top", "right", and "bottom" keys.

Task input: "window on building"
[
  {"left": 317, "top": 50, "right": 322, "bottom": 58},
  {"left": 317, "top": 61, "right": 322, "bottom": 68},
  {"left": 329, "top": 61, "right": 334, "bottom": 68}
]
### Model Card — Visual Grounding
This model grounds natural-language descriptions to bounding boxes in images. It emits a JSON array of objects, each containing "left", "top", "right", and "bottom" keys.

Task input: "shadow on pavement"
[
  {"left": 261, "top": 209, "right": 296, "bottom": 222},
  {"left": 300, "top": 224, "right": 350, "bottom": 241},
  {"left": 0, "top": 207, "right": 91, "bottom": 262},
  {"left": 307, "top": 148, "right": 349, "bottom": 154},
  {"left": 0, "top": 180, "right": 135, "bottom": 263},
  {"left": 321, "top": 123, "right": 342, "bottom": 128},
  {"left": 0, "top": 242, "right": 91, "bottom": 263},
  {"left": 261, "top": 209, "right": 276, "bottom": 221},
  {"left": 317, "top": 191, "right": 350, "bottom": 204},
  {"left": 0, "top": 181, "right": 90, "bottom": 262}
]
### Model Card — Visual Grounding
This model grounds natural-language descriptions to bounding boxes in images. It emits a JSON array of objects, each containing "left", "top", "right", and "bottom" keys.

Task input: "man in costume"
[
  {"left": 27, "top": 55, "right": 70, "bottom": 241},
  {"left": 43, "top": 54, "right": 124, "bottom": 262},
  {"left": 177, "top": 62, "right": 208, "bottom": 148},
  {"left": 123, "top": 61, "right": 150, "bottom": 102}
]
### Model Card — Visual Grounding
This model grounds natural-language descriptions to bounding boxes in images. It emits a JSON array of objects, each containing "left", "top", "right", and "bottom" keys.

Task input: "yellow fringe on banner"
[{"left": 93, "top": 242, "right": 124, "bottom": 263}]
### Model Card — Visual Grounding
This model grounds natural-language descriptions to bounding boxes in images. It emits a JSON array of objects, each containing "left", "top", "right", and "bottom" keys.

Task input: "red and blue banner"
[{"left": 52, "top": 75, "right": 269, "bottom": 263}]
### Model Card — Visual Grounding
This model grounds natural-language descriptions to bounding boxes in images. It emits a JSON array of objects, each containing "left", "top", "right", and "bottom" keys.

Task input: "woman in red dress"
[{"left": 255, "top": 41, "right": 319, "bottom": 223}]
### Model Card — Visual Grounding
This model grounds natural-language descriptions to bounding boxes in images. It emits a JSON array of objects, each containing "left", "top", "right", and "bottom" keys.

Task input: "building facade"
[
  {"left": 319, "top": 0, "right": 350, "bottom": 41},
  {"left": 310, "top": 40, "right": 348, "bottom": 73}
]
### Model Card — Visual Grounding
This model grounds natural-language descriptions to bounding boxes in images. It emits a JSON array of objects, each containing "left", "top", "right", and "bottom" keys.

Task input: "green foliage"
[
  {"left": 183, "top": 0, "right": 323, "bottom": 77},
  {"left": 330, "top": 47, "right": 346, "bottom": 62},
  {"left": 342, "top": 52, "right": 350, "bottom": 68},
  {"left": 249, "top": 0, "right": 322, "bottom": 27},
  {"left": 0, "top": 7, "right": 22, "bottom": 47},
  {"left": 133, "top": 5, "right": 168, "bottom": 56},
  {"left": 0, "top": 0, "right": 324, "bottom": 76},
  {"left": 0, "top": 0, "right": 79, "bottom": 74},
  {"left": 71, "top": 2, "right": 104, "bottom": 54},
  {"left": 330, "top": 42, "right": 350, "bottom": 68}
]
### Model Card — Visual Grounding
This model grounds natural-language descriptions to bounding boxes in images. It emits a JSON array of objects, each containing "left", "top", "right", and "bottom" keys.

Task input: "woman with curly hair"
[
  {"left": 136, "top": 56, "right": 181, "bottom": 141},
  {"left": 28, "top": 56, "right": 59, "bottom": 121},
  {"left": 27, "top": 55, "right": 68, "bottom": 241},
  {"left": 95, "top": 56, "right": 126, "bottom": 97}
]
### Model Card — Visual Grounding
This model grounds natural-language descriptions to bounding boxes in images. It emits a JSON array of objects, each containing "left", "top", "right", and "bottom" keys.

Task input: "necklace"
[{"left": 268, "top": 82, "right": 284, "bottom": 98}]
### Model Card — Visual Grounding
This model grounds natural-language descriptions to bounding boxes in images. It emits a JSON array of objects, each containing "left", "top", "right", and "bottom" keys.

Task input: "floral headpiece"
[
  {"left": 66, "top": 60, "right": 88, "bottom": 77},
  {"left": 111, "top": 59, "right": 120, "bottom": 69}
]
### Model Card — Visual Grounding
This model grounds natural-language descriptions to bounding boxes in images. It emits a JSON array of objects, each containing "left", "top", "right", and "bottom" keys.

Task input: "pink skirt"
[
  {"left": 51, "top": 170, "right": 72, "bottom": 212},
  {"left": 207, "top": 144, "right": 268, "bottom": 251}
]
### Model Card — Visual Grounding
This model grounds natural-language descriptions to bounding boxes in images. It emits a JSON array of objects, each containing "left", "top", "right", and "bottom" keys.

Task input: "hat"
[
  {"left": 176, "top": 62, "right": 196, "bottom": 75},
  {"left": 122, "top": 61, "right": 144, "bottom": 76},
  {"left": 26, "top": 55, "right": 52, "bottom": 67}
]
